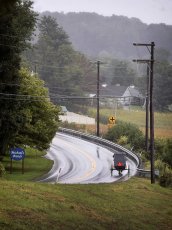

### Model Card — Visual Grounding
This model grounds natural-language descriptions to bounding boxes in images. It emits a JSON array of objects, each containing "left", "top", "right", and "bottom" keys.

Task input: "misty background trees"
[
  {"left": 30, "top": 11, "right": 172, "bottom": 111},
  {"left": 24, "top": 15, "right": 96, "bottom": 105},
  {"left": 40, "top": 12, "right": 172, "bottom": 60}
]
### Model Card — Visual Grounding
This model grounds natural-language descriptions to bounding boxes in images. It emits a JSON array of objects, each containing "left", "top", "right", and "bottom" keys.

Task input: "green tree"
[
  {"left": 136, "top": 49, "right": 172, "bottom": 111},
  {"left": 0, "top": 0, "right": 17, "bottom": 14},
  {"left": 155, "top": 138, "right": 172, "bottom": 167},
  {"left": 24, "top": 15, "right": 95, "bottom": 105},
  {"left": 154, "top": 62, "right": 172, "bottom": 111},
  {"left": 0, "top": 0, "right": 37, "bottom": 158},
  {"left": 31, "top": 15, "right": 71, "bottom": 84},
  {"left": 111, "top": 59, "right": 137, "bottom": 86},
  {"left": 11, "top": 68, "right": 60, "bottom": 150},
  {"left": 105, "top": 121, "right": 144, "bottom": 150}
]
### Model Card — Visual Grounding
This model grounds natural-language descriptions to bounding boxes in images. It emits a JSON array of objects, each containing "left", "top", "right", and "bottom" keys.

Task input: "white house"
[{"left": 94, "top": 84, "right": 144, "bottom": 107}]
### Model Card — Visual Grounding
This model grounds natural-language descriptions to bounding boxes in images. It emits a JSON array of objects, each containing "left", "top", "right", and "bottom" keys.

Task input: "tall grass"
[{"left": 88, "top": 107, "right": 172, "bottom": 138}]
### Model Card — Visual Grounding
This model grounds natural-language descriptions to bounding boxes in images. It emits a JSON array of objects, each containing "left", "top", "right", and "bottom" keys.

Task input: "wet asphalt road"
[{"left": 39, "top": 133, "right": 137, "bottom": 184}]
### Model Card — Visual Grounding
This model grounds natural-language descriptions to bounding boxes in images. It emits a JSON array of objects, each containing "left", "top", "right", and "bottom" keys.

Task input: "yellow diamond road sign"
[{"left": 109, "top": 116, "right": 115, "bottom": 124}]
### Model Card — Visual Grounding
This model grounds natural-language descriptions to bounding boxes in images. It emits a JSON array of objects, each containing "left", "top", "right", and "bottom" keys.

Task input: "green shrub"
[
  {"left": 155, "top": 159, "right": 166, "bottom": 175},
  {"left": 159, "top": 172, "right": 172, "bottom": 187},
  {"left": 163, "top": 139, "right": 172, "bottom": 167},
  {"left": 0, "top": 162, "right": 5, "bottom": 177},
  {"left": 105, "top": 120, "right": 144, "bottom": 150},
  {"left": 155, "top": 138, "right": 172, "bottom": 167},
  {"left": 155, "top": 160, "right": 172, "bottom": 187},
  {"left": 117, "top": 135, "right": 128, "bottom": 145}
]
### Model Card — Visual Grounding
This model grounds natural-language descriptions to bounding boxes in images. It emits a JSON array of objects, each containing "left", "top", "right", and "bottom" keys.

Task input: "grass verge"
[
  {"left": 88, "top": 107, "right": 172, "bottom": 138},
  {"left": 3, "top": 147, "right": 53, "bottom": 181},
  {"left": 0, "top": 177, "right": 171, "bottom": 230}
]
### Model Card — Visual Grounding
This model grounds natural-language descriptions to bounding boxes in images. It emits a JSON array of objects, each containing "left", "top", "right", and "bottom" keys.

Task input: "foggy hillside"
[{"left": 40, "top": 12, "right": 172, "bottom": 60}]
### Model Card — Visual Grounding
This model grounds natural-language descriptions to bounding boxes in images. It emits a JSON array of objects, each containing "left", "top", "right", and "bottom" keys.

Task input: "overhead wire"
[
  {"left": 0, "top": 91, "right": 142, "bottom": 100},
  {"left": 0, "top": 81, "right": 97, "bottom": 91},
  {"left": 0, "top": 33, "right": 25, "bottom": 38}
]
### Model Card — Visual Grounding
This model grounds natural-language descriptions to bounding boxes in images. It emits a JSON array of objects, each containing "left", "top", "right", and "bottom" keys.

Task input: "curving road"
[{"left": 39, "top": 133, "right": 137, "bottom": 184}]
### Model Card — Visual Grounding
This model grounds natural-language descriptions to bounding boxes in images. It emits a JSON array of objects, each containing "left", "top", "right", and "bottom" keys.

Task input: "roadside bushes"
[
  {"left": 0, "top": 162, "right": 5, "bottom": 177},
  {"left": 154, "top": 138, "right": 172, "bottom": 167},
  {"left": 153, "top": 138, "right": 172, "bottom": 187},
  {"left": 104, "top": 120, "right": 145, "bottom": 151},
  {"left": 159, "top": 171, "right": 172, "bottom": 187}
]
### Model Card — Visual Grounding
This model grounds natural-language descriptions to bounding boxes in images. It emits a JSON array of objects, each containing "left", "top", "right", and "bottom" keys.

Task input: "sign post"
[
  {"left": 108, "top": 116, "right": 116, "bottom": 128},
  {"left": 10, "top": 158, "right": 13, "bottom": 174},
  {"left": 109, "top": 116, "right": 116, "bottom": 124},
  {"left": 10, "top": 148, "right": 25, "bottom": 174}
]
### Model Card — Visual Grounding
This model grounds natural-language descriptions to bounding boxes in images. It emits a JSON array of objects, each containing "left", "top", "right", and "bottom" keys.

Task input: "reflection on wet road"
[{"left": 39, "top": 133, "right": 137, "bottom": 184}]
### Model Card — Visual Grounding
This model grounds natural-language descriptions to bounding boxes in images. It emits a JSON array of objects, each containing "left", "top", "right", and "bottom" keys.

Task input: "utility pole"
[
  {"left": 95, "top": 60, "right": 104, "bottom": 137},
  {"left": 149, "top": 42, "right": 155, "bottom": 184},
  {"left": 145, "top": 63, "right": 150, "bottom": 152},
  {"left": 133, "top": 42, "right": 155, "bottom": 184},
  {"left": 97, "top": 60, "right": 100, "bottom": 137}
]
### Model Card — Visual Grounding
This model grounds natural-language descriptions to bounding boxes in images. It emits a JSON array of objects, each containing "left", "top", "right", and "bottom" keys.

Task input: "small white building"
[
  {"left": 91, "top": 84, "right": 144, "bottom": 107},
  {"left": 122, "top": 85, "right": 144, "bottom": 106}
]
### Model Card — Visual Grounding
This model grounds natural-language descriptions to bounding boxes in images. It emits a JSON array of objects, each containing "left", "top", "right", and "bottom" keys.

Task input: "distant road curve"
[
  {"left": 59, "top": 112, "right": 95, "bottom": 125},
  {"left": 39, "top": 133, "right": 137, "bottom": 184}
]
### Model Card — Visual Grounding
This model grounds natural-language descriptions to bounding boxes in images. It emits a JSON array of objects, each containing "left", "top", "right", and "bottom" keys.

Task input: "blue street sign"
[{"left": 10, "top": 148, "right": 25, "bottom": 161}]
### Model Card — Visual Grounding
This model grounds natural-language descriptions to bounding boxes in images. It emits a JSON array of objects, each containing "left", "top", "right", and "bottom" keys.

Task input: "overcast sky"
[{"left": 33, "top": 0, "right": 172, "bottom": 25}]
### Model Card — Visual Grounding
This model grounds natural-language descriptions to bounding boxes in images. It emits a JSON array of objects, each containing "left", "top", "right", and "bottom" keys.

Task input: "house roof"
[
  {"left": 100, "top": 85, "right": 127, "bottom": 97},
  {"left": 88, "top": 85, "right": 143, "bottom": 98},
  {"left": 127, "top": 87, "right": 143, "bottom": 98}
]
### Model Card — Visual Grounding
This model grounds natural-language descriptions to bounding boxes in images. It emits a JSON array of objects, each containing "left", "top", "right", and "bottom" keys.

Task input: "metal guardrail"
[
  {"left": 137, "top": 168, "right": 159, "bottom": 178},
  {"left": 58, "top": 127, "right": 141, "bottom": 169}
]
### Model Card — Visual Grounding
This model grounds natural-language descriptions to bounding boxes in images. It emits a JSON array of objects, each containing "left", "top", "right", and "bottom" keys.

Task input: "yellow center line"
[{"left": 59, "top": 138, "right": 97, "bottom": 181}]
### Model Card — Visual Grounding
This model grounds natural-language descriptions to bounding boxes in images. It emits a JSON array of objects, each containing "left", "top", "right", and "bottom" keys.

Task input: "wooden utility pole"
[
  {"left": 95, "top": 60, "right": 105, "bottom": 137},
  {"left": 96, "top": 60, "right": 100, "bottom": 137},
  {"left": 149, "top": 42, "right": 155, "bottom": 184},
  {"left": 133, "top": 42, "right": 155, "bottom": 184},
  {"left": 145, "top": 64, "right": 150, "bottom": 152}
]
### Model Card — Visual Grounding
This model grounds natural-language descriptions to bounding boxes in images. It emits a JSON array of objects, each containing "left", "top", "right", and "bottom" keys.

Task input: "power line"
[
  {"left": 0, "top": 43, "right": 21, "bottom": 49},
  {"left": 0, "top": 91, "right": 143, "bottom": 100},
  {"left": 0, "top": 82, "right": 96, "bottom": 91},
  {"left": 0, "top": 33, "right": 24, "bottom": 38}
]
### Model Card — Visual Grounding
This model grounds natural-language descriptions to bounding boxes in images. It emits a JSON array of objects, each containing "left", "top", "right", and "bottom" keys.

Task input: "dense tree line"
[
  {"left": 22, "top": 11, "right": 172, "bottom": 112},
  {"left": 0, "top": 1, "right": 60, "bottom": 159},
  {"left": 34, "top": 12, "right": 172, "bottom": 111},
  {"left": 40, "top": 12, "right": 172, "bottom": 61},
  {"left": 0, "top": 0, "right": 37, "bottom": 158},
  {"left": 23, "top": 15, "right": 96, "bottom": 105}
]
